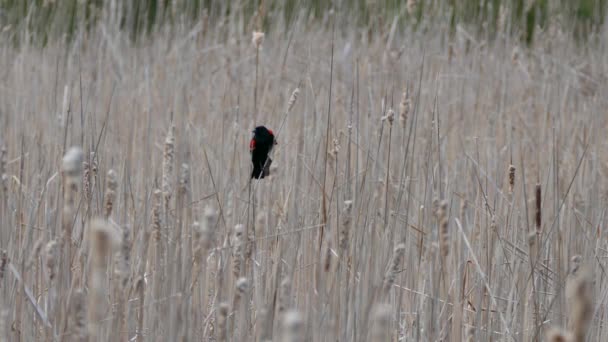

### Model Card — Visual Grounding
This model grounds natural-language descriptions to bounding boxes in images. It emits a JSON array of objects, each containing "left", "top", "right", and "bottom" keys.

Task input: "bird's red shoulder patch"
[
  {"left": 268, "top": 129, "right": 274, "bottom": 136},
  {"left": 249, "top": 139, "right": 256, "bottom": 151}
]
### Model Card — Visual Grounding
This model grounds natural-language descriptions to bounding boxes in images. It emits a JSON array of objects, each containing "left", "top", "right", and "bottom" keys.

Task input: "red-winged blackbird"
[{"left": 250, "top": 126, "right": 277, "bottom": 179}]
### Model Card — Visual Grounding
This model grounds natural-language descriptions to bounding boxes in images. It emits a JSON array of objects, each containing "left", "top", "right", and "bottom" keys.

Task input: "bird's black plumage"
[{"left": 250, "top": 126, "right": 276, "bottom": 179}]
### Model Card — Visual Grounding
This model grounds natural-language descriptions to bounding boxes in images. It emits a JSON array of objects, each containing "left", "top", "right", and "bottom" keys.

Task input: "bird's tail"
[{"left": 251, "top": 158, "right": 272, "bottom": 179}]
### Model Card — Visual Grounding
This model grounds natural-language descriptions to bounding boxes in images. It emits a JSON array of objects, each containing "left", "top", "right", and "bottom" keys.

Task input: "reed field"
[{"left": 0, "top": 1, "right": 607, "bottom": 341}]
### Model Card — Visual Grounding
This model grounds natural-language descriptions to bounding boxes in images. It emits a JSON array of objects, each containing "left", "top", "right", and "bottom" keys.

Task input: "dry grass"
[{"left": 0, "top": 12, "right": 607, "bottom": 342}]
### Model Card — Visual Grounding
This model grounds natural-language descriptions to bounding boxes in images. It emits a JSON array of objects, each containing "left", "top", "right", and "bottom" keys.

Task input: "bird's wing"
[{"left": 250, "top": 139, "right": 256, "bottom": 152}]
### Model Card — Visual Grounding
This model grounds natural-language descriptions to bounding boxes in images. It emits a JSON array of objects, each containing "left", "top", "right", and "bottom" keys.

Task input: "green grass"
[{"left": 0, "top": 0, "right": 606, "bottom": 46}]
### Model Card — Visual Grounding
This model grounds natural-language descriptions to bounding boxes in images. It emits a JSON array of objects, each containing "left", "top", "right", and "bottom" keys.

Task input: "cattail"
[
  {"left": 194, "top": 206, "right": 217, "bottom": 263},
  {"left": 217, "top": 302, "right": 230, "bottom": 342},
  {"left": 0, "top": 145, "right": 6, "bottom": 195},
  {"left": 114, "top": 223, "right": 131, "bottom": 288},
  {"left": 332, "top": 138, "right": 341, "bottom": 158},
  {"left": 567, "top": 265, "right": 593, "bottom": 342},
  {"left": 162, "top": 125, "right": 175, "bottom": 208},
  {"left": 0, "top": 250, "right": 6, "bottom": 280},
  {"left": 370, "top": 304, "right": 392, "bottom": 341},
  {"left": 104, "top": 169, "right": 117, "bottom": 218},
  {"left": 545, "top": 327, "right": 571, "bottom": 342},
  {"left": 232, "top": 224, "right": 245, "bottom": 278},
  {"left": 70, "top": 289, "right": 88, "bottom": 341},
  {"left": 62, "top": 147, "right": 84, "bottom": 239},
  {"left": 88, "top": 218, "right": 117, "bottom": 339},
  {"left": 282, "top": 310, "right": 305, "bottom": 342},
  {"left": 252, "top": 31, "right": 265, "bottom": 49},
  {"left": 437, "top": 200, "right": 449, "bottom": 259},
  {"left": 569, "top": 255, "right": 583, "bottom": 276},
  {"left": 236, "top": 277, "right": 249, "bottom": 296},
  {"left": 45, "top": 240, "right": 58, "bottom": 282},
  {"left": 387, "top": 108, "right": 395, "bottom": 125},
  {"left": 83, "top": 162, "right": 91, "bottom": 202},
  {"left": 508, "top": 164, "right": 516, "bottom": 195},
  {"left": 465, "top": 325, "right": 475, "bottom": 342},
  {"left": 152, "top": 189, "right": 162, "bottom": 243},
  {"left": 277, "top": 276, "right": 292, "bottom": 316},
  {"left": 83, "top": 153, "right": 95, "bottom": 204},
  {"left": 383, "top": 243, "right": 406, "bottom": 293},
  {"left": 399, "top": 89, "right": 411, "bottom": 128},
  {"left": 288, "top": 87, "right": 300, "bottom": 113},
  {"left": 179, "top": 163, "right": 189, "bottom": 196},
  {"left": 535, "top": 183, "right": 541, "bottom": 233},
  {"left": 339, "top": 200, "right": 353, "bottom": 252},
  {"left": 406, "top": 0, "right": 417, "bottom": 15},
  {"left": 381, "top": 108, "right": 395, "bottom": 125}
]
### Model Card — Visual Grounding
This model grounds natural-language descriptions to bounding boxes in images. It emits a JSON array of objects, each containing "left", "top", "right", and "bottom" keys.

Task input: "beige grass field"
[{"left": 1, "top": 9, "right": 608, "bottom": 342}]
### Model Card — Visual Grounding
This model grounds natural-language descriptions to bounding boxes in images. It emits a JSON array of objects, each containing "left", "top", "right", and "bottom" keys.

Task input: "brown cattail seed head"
[
  {"left": 104, "top": 169, "right": 118, "bottom": 218},
  {"left": 570, "top": 255, "right": 583, "bottom": 276},
  {"left": 162, "top": 125, "right": 175, "bottom": 205},
  {"left": 0, "top": 145, "right": 7, "bottom": 194},
  {"left": 339, "top": 200, "right": 353, "bottom": 252},
  {"left": 545, "top": 327, "right": 571, "bottom": 342},
  {"left": 438, "top": 200, "right": 449, "bottom": 258},
  {"left": 232, "top": 224, "right": 245, "bottom": 277},
  {"left": 384, "top": 243, "right": 406, "bottom": 293},
  {"left": 88, "top": 218, "right": 117, "bottom": 337},
  {"left": 535, "top": 183, "right": 541, "bottom": 231},
  {"left": 252, "top": 31, "right": 265, "bottom": 49},
  {"left": 152, "top": 189, "right": 162, "bottom": 242},
  {"left": 407, "top": 0, "right": 417, "bottom": 15},
  {"left": 399, "top": 90, "right": 411, "bottom": 128},
  {"left": 179, "top": 163, "right": 189, "bottom": 195},
  {"left": 0, "top": 250, "right": 7, "bottom": 280},
  {"left": 387, "top": 108, "right": 395, "bottom": 125},
  {"left": 45, "top": 240, "right": 58, "bottom": 282},
  {"left": 508, "top": 164, "right": 516, "bottom": 194}
]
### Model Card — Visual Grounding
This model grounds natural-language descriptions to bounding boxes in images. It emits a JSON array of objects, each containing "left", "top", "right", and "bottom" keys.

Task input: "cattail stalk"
[
  {"left": 62, "top": 147, "right": 84, "bottom": 274},
  {"left": 88, "top": 218, "right": 115, "bottom": 340}
]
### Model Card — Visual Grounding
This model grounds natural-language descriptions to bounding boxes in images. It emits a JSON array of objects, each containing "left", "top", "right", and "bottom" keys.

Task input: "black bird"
[{"left": 250, "top": 126, "right": 276, "bottom": 179}]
